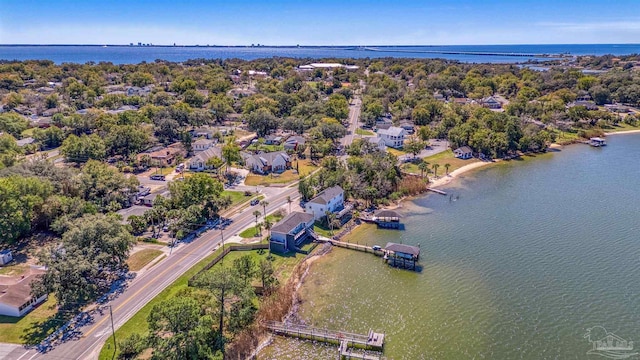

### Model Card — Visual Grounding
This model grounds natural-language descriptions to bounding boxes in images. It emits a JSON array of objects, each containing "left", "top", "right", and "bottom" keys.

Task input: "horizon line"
[{"left": 1, "top": 43, "right": 639, "bottom": 47}]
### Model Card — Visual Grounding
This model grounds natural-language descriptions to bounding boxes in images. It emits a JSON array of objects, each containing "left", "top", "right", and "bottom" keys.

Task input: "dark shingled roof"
[
  {"left": 374, "top": 209, "right": 400, "bottom": 218},
  {"left": 385, "top": 242, "right": 420, "bottom": 257},
  {"left": 271, "top": 211, "right": 314, "bottom": 234}
]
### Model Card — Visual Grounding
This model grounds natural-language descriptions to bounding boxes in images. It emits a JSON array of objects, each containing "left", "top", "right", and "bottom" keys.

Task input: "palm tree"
[
  {"left": 286, "top": 196, "right": 293, "bottom": 214},
  {"left": 264, "top": 218, "right": 272, "bottom": 239},
  {"left": 444, "top": 163, "right": 451, "bottom": 175},
  {"left": 253, "top": 210, "right": 262, "bottom": 236},
  {"left": 325, "top": 211, "right": 338, "bottom": 234},
  {"left": 432, "top": 163, "right": 440, "bottom": 177},
  {"left": 418, "top": 161, "right": 429, "bottom": 179},
  {"left": 260, "top": 200, "right": 269, "bottom": 219}
]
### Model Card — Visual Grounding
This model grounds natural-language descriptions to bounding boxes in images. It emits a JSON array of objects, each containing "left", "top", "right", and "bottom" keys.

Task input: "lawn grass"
[
  {"left": 221, "top": 190, "right": 250, "bottom": 207},
  {"left": 313, "top": 222, "right": 338, "bottom": 238},
  {"left": 244, "top": 159, "right": 318, "bottom": 186},
  {"left": 206, "top": 249, "right": 305, "bottom": 284},
  {"left": 247, "top": 144, "right": 285, "bottom": 153},
  {"left": 238, "top": 213, "right": 284, "bottom": 239},
  {"left": 602, "top": 122, "right": 640, "bottom": 133},
  {"left": 21, "top": 128, "right": 35, "bottom": 138},
  {"left": 126, "top": 249, "right": 163, "bottom": 272},
  {"left": 98, "top": 246, "right": 227, "bottom": 360},
  {"left": 355, "top": 128, "right": 374, "bottom": 136},
  {"left": 0, "top": 263, "right": 30, "bottom": 276},
  {"left": 150, "top": 166, "right": 176, "bottom": 176},
  {"left": 421, "top": 149, "right": 480, "bottom": 176},
  {"left": 0, "top": 296, "right": 58, "bottom": 344},
  {"left": 387, "top": 147, "right": 407, "bottom": 157}
]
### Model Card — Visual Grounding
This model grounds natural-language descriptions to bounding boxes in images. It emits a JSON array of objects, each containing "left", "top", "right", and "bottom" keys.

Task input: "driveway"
[{"left": 398, "top": 139, "right": 450, "bottom": 162}]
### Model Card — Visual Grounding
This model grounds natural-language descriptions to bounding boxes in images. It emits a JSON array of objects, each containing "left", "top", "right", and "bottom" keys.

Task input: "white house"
[
  {"left": 0, "top": 250, "right": 13, "bottom": 265},
  {"left": 454, "top": 146, "right": 473, "bottom": 159},
  {"left": 305, "top": 186, "right": 345, "bottom": 221},
  {"left": 366, "top": 137, "right": 387, "bottom": 152},
  {"left": 189, "top": 146, "right": 223, "bottom": 171},
  {"left": 193, "top": 138, "right": 216, "bottom": 152},
  {"left": 245, "top": 151, "right": 291, "bottom": 174},
  {"left": 377, "top": 126, "right": 406, "bottom": 149},
  {"left": 269, "top": 211, "right": 315, "bottom": 253},
  {"left": 0, "top": 269, "right": 48, "bottom": 317}
]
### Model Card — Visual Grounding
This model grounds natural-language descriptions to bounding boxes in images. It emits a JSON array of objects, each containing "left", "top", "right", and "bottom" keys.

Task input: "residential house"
[
  {"left": 141, "top": 191, "right": 170, "bottom": 207},
  {"left": 269, "top": 211, "right": 315, "bottom": 253},
  {"left": 304, "top": 186, "right": 345, "bottom": 221},
  {"left": 245, "top": 151, "right": 291, "bottom": 174},
  {"left": 0, "top": 250, "right": 13, "bottom": 265},
  {"left": 193, "top": 138, "right": 216, "bottom": 152},
  {"left": 139, "top": 144, "right": 186, "bottom": 167},
  {"left": 433, "top": 92, "right": 446, "bottom": 102},
  {"left": 16, "top": 137, "right": 35, "bottom": 147},
  {"left": 481, "top": 96, "right": 502, "bottom": 109},
  {"left": 264, "top": 135, "right": 283, "bottom": 145},
  {"left": 283, "top": 136, "right": 306, "bottom": 151},
  {"left": 377, "top": 126, "right": 406, "bottom": 148},
  {"left": 454, "top": 146, "right": 473, "bottom": 159},
  {"left": 126, "top": 86, "right": 152, "bottom": 97},
  {"left": 568, "top": 101, "right": 598, "bottom": 111},
  {"left": 0, "top": 269, "right": 47, "bottom": 317},
  {"left": 367, "top": 136, "right": 387, "bottom": 152},
  {"left": 398, "top": 120, "right": 415, "bottom": 134},
  {"left": 604, "top": 104, "right": 630, "bottom": 113},
  {"left": 189, "top": 146, "right": 223, "bottom": 171}
]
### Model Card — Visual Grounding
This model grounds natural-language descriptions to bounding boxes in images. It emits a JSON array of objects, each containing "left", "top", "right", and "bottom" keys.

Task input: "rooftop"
[
  {"left": 0, "top": 269, "right": 45, "bottom": 308},
  {"left": 271, "top": 211, "right": 314, "bottom": 234},
  {"left": 308, "top": 186, "right": 343, "bottom": 205},
  {"left": 385, "top": 242, "right": 420, "bottom": 257},
  {"left": 377, "top": 126, "right": 405, "bottom": 137}
]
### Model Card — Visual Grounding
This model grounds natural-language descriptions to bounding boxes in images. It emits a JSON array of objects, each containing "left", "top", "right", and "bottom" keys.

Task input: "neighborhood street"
[{"left": 4, "top": 185, "right": 300, "bottom": 360}]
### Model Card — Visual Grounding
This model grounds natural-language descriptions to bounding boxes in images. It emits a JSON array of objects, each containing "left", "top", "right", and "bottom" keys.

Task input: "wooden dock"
[
  {"left": 427, "top": 187, "right": 447, "bottom": 195},
  {"left": 264, "top": 321, "right": 385, "bottom": 355},
  {"left": 317, "top": 238, "right": 385, "bottom": 256}
]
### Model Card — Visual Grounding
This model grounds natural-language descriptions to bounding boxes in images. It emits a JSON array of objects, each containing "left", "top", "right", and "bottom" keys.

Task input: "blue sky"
[{"left": 1, "top": 0, "right": 640, "bottom": 45}]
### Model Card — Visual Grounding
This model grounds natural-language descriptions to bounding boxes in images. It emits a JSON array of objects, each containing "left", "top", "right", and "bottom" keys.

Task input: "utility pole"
[
  {"left": 109, "top": 305, "right": 117, "bottom": 356},
  {"left": 220, "top": 227, "right": 225, "bottom": 265}
]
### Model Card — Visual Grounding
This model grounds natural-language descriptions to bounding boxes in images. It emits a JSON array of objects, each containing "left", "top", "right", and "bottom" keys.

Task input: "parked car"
[
  {"left": 250, "top": 198, "right": 259, "bottom": 206},
  {"left": 372, "top": 245, "right": 382, "bottom": 251},
  {"left": 150, "top": 174, "right": 165, "bottom": 181}
]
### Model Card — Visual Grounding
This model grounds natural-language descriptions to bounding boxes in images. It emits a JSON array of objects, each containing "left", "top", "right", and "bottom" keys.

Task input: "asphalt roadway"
[{"left": 5, "top": 185, "right": 300, "bottom": 360}]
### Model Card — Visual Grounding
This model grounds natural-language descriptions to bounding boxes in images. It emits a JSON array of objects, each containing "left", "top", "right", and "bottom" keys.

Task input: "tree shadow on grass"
[{"left": 20, "top": 306, "right": 72, "bottom": 347}]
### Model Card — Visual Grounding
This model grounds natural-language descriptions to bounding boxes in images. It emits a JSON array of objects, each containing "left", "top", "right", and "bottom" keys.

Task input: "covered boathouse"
[
  {"left": 373, "top": 209, "right": 401, "bottom": 229},
  {"left": 384, "top": 242, "right": 420, "bottom": 270}
]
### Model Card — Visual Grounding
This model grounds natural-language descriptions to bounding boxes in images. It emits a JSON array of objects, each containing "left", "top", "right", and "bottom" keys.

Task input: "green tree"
[
  {"left": 106, "top": 125, "right": 152, "bottom": 157},
  {"left": 258, "top": 259, "right": 278, "bottom": 294},
  {"left": 33, "top": 213, "right": 135, "bottom": 309},
  {"left": 418, "top": 161, "right": 429, "bottom": 179},
  {"left": 128, "top": 215, "right": 147, "bottom": 235},
  {"left": 246, "top": 108, "right": 279, "bottom": 137},
  {"left": 404, "top": 137, "right": 424, "bottom": 159},
  {"left": 221, "top": 137, "right": 240, "bottom": 173},
  {"left": 325, "top": 93, "right": 349, "bottom": 121},
  {"left": 444, "top": 163, "right": 451, "bottom": 175},
  {"left": 129, "top": 72, "right": 154, "bottom": 87},
  {"left": 183, "top": 89, "right": 205, "bottom": 108},
  {"left": 60, "top": 134, "right": 107, "bottom": 162},
  {"left": 0, "top": 176, "right": 52, "bottom": 243},
  {"left": 147, "top": 296, "right": 220, "bottom": 360},
  {"left": 432, "top": 163, "right": 440, "bottom": 177},
  {"left": 0, "top": 112, "right": 30, "bottom": 138},
  {"left": 33, "top": 125, "right": 66, "bottom": 149},
  {"left": 232, "top": 255, "right": 256, "bottom": 287},
  {"left": 253, "top": 210, "right": 262, "bottom": 236}
]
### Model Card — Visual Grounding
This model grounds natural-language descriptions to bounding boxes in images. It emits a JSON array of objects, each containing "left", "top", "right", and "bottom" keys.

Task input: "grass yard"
[
  {"left": 126, "top": 249, "right": 163, "bottom": 271},
  {"left": 0, "top": 263, "right": 30, "bottom": 276},
  {"left": 387, "top": 147, "right": 407, "bottom": 157},
  {"left": 0, "top": 296, "right": 59, "bottom": 344},
  {"left": 206, "top": 248, "right": 305, "bottom": 284},
  {"left": 602, "top": 122, "right": 640, "bottom": 133},
  {"left": 247, "top": 144, "right": 285, "bottom": 153},
  {"left": 313, "top": 222, "right": 339, "bottom": 238},
  {"left": 151, "top": 166, "right": 176, "bottom": 176},
  {"left": 21, "top": 128, "right": 35, "bottom": 137},
  {"left": 239, "top": 213, "right": 285, "bottom": 239},
  {"left": 356, "top": 128, "right": 374, "bottom": 136},
  {"left": 221, "top": 190, "right": 250, "bottom": 207},
  {"left": 244, "top": 159, "right": 318, "bottom": 186},
  {"left": 422, "top": 150, "right": 480, "bottom": 175}
]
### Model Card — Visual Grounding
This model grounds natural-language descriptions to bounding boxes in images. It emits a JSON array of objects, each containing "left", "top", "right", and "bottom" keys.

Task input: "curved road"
[{"left": 6, "top": 186, "right": 300, "bottom": 360}]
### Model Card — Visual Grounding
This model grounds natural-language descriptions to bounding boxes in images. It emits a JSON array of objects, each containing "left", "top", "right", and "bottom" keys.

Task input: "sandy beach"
[
  {"left": 429, "top": 161, "right": 495, "bottom": 188},
  {"left": 606, "top": 129, "right": 640, "bottom": 135}
]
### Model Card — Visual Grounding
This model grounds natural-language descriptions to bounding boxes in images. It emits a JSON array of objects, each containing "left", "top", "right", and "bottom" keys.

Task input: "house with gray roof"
[
  {"left": 284, "top": 136, "right": 306, "bottom": 151},
  {"left": 270, "top": 211, "right": 315, "bottom": 253},
  {"left": 245, "top": 151, "right": 291, "bottom": 174},
  {"left": 304, "top": 186, "right": 344, "bottom": 221},
  {"left": 377, "top": 126, "right": 406, "bottom": 148},
  {"left": 189, "top": 146, "right": 223, "bottom": 171}
]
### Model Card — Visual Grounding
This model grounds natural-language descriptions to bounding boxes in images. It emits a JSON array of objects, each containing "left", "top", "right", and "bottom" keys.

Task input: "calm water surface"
[
  {"left": 2, "top": 44, "right": 640, "bottom": 64},
  {"left": 261, "top": 133, "right": 640, "bottom": 359}
]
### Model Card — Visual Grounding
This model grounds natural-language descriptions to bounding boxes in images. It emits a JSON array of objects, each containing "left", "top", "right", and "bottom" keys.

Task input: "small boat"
[{"left": 589, "top": 137, "right": 606, "bottom": 147}]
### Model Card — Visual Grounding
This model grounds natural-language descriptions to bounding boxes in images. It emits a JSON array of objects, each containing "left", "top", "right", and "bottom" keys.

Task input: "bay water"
[{"left": 262, "top": 133, "right": 640, "bottom": 359}]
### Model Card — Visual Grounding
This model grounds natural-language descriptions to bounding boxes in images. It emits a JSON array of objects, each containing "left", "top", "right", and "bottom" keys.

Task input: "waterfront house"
[
  {"left": 270, "top": 211, "right": 315, "bottom": 253},
  {"left": 589, "top": 137, "right": 606, "bottom": 147},
  {"left": 454, "top": 146, "right": 473, "bottom": 159},
  {"left": 193, "top": 138, "right": 216, "bottom": 152},
  {"left": 188, "top": 146, "right": 223, "bottom": 171},
  {"left": 305, "top": 186, "right": 345, "bottom": 221},
  {"left": 0, "top": 269, "right": 48, "bottom": 317},
  {"left": 376, "top": 126, "right": 406, "bottom": 149},
  {"left": 245, "top": 151, "right": 291, "bottom": 174}
]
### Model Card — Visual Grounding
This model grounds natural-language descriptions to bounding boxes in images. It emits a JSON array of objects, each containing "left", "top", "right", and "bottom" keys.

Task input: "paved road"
[
  {"left": 5, "top": 186, "right": 300, "bottom": 360},
  {"left": 340, "top": 83, "right": 364, "bottom": 147}
]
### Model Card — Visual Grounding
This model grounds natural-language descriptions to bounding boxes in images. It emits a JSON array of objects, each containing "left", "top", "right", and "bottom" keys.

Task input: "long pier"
[
  {"left": 263, "top": 321, "right": 384, "bottom": 359},
  {"left": 427, "top": 187, "right": 447, "bottom": 195},
  {"left": 317, "top": 237, "right": 384, "bottom": 256}
]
